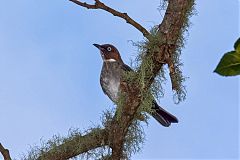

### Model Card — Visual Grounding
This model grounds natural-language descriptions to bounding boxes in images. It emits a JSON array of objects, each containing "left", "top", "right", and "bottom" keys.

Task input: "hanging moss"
[
  {"left": 21, "top": 127, "right": 112, "bottom": 160},
  {"left": 171, "top": 0, "right": 196, "bottom": 103},
  {"left": 126, "top": 26, "right": 167, "bottom": 111},
  {"left": 123, "top": 119, "right": 146, "bottom": 159},
  {"left": 101, "top": 109, "right": 147, "bottom": 160},
  {"left": 127, "top": 0, "right": 196, "bottom": 105},
  {"left": 22, "top": 1, "right": 196, "bottom": 159}
]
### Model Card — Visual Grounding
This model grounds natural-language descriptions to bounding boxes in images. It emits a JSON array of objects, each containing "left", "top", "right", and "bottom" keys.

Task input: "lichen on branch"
[
  {"left": 22, "top": 128, "right": 109, "bottom": 160},
  {"left": 22, "top": 0, "right": 196, "bottom": 160}
]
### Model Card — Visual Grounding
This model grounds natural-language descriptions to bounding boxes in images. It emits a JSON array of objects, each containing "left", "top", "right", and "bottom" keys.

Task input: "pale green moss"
[{"left": 23, "top": 1, "right": 196, "bottom": 159}]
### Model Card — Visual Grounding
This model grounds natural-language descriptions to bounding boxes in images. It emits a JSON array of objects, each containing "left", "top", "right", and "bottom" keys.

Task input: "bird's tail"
[{"left": 151, "top": 101, "right": 178, "bottom": 127}]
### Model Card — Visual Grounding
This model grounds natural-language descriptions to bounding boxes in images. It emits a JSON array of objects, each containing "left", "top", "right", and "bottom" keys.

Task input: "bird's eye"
[{"left": 107, "top": 47, "right": 112, "bottom": 52}]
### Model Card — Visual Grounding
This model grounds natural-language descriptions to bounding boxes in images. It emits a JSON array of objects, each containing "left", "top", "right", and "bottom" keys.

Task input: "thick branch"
[
  {"left": 38, "top": 128, "right": 108, "bottom": 160},
  {"left": 69, "top": 0, "right": 150, "bottom": 37},
  {"left": 0, "top": 143, "right": 12, "bottom": 160},
  {"left": 109, "top": 0, "right": 194, "bottom": 159},
  {"left": 142, "top": 0, "right": 194, "bottom": 88}
]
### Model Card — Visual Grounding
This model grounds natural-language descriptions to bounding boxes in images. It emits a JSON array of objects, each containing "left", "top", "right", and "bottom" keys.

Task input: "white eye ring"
[{"left": 107, "top": 47, "right": 112, "bottom": 52}]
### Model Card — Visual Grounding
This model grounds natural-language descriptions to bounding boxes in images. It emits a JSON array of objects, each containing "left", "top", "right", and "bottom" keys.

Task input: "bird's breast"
[{"left": 100, "top": 62, "right": 122, "bottom": 103}]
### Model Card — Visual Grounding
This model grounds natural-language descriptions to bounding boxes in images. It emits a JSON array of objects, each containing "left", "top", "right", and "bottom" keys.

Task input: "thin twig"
[
  {"left": 69, "top": 0, "right": 150, "bottom": 38},
  {"left": 0, "top": 143, "right": 12, "bottom": 160}
]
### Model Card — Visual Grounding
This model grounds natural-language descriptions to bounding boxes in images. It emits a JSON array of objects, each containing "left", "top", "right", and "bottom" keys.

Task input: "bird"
[{"left": 93, "top": 43, "right": 178, "bottom": 127}]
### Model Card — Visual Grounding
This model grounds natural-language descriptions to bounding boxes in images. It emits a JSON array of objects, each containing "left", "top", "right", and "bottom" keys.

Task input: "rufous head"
[{"left": 93, "top": 44, "right": 123, "bottom": 63}]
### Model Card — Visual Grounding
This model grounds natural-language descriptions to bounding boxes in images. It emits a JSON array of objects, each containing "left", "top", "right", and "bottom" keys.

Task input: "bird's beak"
[
  {"left": 93, "top": 43, "right": 106, "bottom": 60},
  {"left": 93, "top": 44, "right": 103, "bottom": 50}
]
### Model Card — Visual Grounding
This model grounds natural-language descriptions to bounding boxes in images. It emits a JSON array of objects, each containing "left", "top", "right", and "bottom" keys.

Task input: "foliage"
[{"left": 214, "top": 38, "right": 240, "bottom": 76}]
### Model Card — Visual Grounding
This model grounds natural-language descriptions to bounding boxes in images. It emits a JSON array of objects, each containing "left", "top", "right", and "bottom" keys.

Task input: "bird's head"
[{"left": 93, "top": 44, "right": 123, "bottom": 63}]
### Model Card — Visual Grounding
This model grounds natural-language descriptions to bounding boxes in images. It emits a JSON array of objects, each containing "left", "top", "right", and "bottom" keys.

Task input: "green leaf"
[
  {"left": 214, "top": 51, "right": 240, "bottom": 76},
  {"left": 234, "top": 37, "right": 240, "bottom": 53}
]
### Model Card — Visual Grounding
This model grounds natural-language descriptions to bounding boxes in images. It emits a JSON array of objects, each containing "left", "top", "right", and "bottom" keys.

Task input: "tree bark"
[
  {"left": 38, "top": 129, "right": 108, "bottom": 160},
  {"left": 36, "top": 0, "right": 195, "bottom": 159},
  {"left": 0, "top": 143, "right": 12, "bottom": 160}
]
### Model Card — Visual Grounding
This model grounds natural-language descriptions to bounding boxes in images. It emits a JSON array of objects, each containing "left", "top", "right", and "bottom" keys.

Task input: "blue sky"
[{"left": 0, "top": 0, "right": 239, "bottom": 159}]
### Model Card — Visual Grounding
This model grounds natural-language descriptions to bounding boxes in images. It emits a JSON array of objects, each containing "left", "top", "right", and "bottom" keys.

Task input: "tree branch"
[
  {"left": 157, "top": 0, "right": 193, "bottom": 94},
  {"left": 144, "top": 0, "right": 193, "bottom": 88},
  {"left": 108, "top": 0, "right": 194, "bottom": 159},
  {"left": 69, "top": 0, "right": 150, "bottom": 37},
  {"left": 38, "top": 128, "right": 108, "bottom": 160},
  {"left": 35, "top": 1, "right": 194, "bottom": 159},
  {"left": 0, "top": 143, "right": 12, "bottom": 160}
]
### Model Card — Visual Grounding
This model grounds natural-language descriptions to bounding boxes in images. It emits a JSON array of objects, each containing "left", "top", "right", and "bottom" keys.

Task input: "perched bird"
[{"left": 93, "top": 43, "right": 178, "bottom": 127}]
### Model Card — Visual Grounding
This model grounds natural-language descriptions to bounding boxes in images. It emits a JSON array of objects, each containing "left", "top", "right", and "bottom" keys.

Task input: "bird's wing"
[
  {"left": 100, "top": 77, "right": 108, "bottom": 96},
  {"left": 122, "top": 63, "right": 134, "bottom": 72}
]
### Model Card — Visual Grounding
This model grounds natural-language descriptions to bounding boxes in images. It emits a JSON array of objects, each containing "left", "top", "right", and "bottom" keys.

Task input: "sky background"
[{"left": 0, "top": 0, "right": 239, "bottom": 160}]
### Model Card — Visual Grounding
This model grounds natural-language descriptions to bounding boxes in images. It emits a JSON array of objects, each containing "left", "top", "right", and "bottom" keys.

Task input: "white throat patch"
[{"left": 104, "top": 59, "right": 117, "bottom": 62}]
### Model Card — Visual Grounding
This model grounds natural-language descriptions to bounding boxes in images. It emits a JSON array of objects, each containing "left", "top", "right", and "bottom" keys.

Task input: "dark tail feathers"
[{"left": 151, "top": 101, "right": 178, "bottom": 127}]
